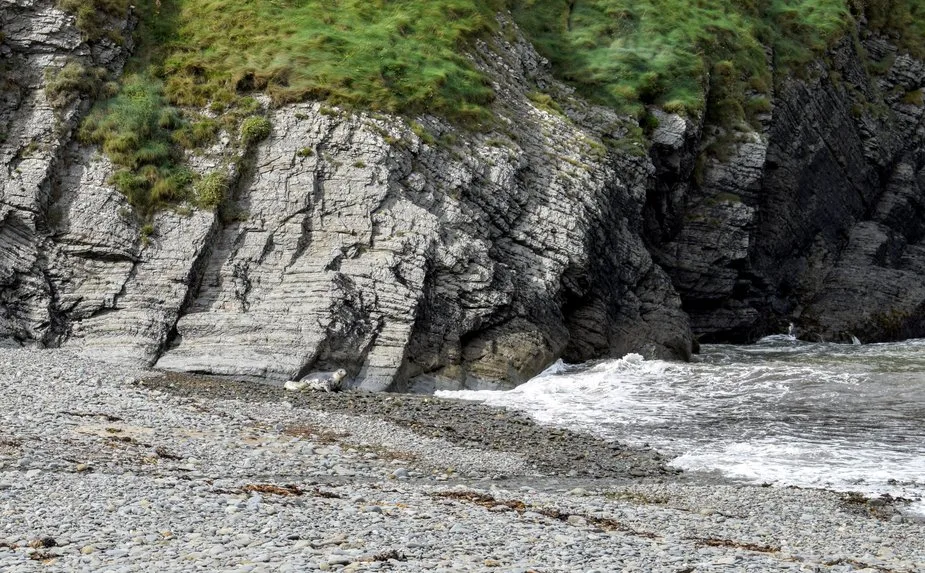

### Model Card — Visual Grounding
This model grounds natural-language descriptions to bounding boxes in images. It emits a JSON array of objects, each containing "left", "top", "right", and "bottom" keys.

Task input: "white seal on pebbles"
[{"left": 284, "top": 369, "right": 347, "bottom": 392}]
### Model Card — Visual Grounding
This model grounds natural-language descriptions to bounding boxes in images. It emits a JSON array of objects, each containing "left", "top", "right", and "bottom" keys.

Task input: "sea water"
[{"left": 437, "top": 336, "right": 925, "bottom": 515}]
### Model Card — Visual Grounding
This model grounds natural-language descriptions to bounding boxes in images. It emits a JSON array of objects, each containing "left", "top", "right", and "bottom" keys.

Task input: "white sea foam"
[
  {"left": 438, "top": 339, "right": 925, "bottom": 515},
  {"left": 441, "top": 353, "right": 685, "bottom": 428}
]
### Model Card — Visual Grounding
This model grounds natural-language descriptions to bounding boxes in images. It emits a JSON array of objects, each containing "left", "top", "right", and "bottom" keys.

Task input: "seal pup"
[{"left": 284, "top": 369, "right": 348, "bottom": 392}]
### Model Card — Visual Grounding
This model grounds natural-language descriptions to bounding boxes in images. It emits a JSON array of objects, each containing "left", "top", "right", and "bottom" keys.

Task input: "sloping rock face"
[
  {"left": 154, "top": 29, "right": 692, "bottom": 391},
  {"left": 644, "top": 33, "right": 925, "bottom": 344},
  {"left": 0, "top": 0, "right": 140, "bottom": 349},
  {"left": 0, "top": 5, "right": 691, "bottom": 390},
  {"left": 7, "top": 3, "right": 925, "bottom": 387}
]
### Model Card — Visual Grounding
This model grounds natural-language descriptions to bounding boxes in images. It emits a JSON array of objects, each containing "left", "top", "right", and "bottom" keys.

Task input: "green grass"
[
  {"left": 158, "top": 0, "right": 503, "bottom": 124},
  {"left": 902, "top": 89, "right": 924, "bottom": 105},
  {"left": 194, "top": 171, "right": 228, "bottom": 209},
  {"left": 45, "top": 61, "right": 111, "bottom": 112},
  {"left": 510, "top": 0, "right": 861, "bottom": 121},
  {"left": 75, "top": 0, "right": 925, "bottom": 217},
  {"left": 527, "top": 90, "right": 564, "bottom": 115},
  {"left": 240, "top": 116, "right": 272, "bottom": 146},
  {"left": 78, "top": 74, "right": 192, "bottom": 218},
  {"left": 860, "top": 0, "right": 925, "bottom": 58}
]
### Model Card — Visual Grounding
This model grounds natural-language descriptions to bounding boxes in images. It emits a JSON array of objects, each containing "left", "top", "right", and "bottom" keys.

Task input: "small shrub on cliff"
[
  {"left": 409, "top": 121, "right": 436, "bottom": 145},
  {"left": 240, "top": 116, "right": 272, "bottom": 146},
  {"left": 195, "top": 172, "right": 228, "bottom": 209},
  {"left": 527, "top": 91, "right": 564, "bottom": 115},
  {"left": 56, "top": 0, "right": 131, "bottom": 42},
  {"left": 45, "top": 61, "right": 110, "bottom": 111}
]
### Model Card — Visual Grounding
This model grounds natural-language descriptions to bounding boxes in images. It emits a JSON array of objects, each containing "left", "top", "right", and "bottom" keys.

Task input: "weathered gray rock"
[
  {"left": 1, "top": 0, "right": 133, "bottom": 344},
  {"left": 156, "top": 26, "right": 692, "bottom": 390},
  {"left": 0, "top": 6, "right": 691, "bottom": 390},
  {"left": 645, "top": 31, "right": 925, "bottom": 344}
]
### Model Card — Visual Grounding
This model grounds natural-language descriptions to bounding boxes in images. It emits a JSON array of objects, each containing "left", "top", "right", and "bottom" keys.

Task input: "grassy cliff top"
[
  {"left": 72, "top": 1, "right": 925, "bottom": 125},
  {"left": 516, "top": 0, "right": 925, "bottom": 119},
  {"left": 58, "top": 0, "right": 925, "bottom": 217}
]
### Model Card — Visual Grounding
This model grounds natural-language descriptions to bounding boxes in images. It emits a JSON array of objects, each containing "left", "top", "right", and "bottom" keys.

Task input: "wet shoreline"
[{"left": 145, "top": 371, "right": 677, "bottom": 482}]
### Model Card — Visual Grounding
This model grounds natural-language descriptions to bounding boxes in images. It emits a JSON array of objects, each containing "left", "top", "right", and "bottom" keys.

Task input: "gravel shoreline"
[{"left": 1, "top": 348, "right": 923, "bottom": 572}]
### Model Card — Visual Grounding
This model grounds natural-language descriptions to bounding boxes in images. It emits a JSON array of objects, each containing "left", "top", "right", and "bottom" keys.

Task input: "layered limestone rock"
[
  {"left": 0, "top": 5, "right": 691, "bottom": 390},
  {"left": 155, "top": 28, "right": 692, "bottom": 391},
  {"left": 7, "top": 2, "right": 925, "bottom": 388},
  {"left": 0, "top": 0, "right": 134, "bottom": 346}
]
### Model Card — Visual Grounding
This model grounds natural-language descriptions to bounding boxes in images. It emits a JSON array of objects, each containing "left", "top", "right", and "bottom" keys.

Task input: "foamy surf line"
[
  {"left": 438, "top": 348, "right": 925, "bottom": 516},
  {"left": 670, "top": 439, "right": 925, "bottom": 517}
]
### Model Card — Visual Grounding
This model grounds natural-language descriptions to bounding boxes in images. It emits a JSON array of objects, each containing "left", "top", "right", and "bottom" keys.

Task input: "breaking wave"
[{"left": 438, "top": 338, "right": 925, "bottom": 515}]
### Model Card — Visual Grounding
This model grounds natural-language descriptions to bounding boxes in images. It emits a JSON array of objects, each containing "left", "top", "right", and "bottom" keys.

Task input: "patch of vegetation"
[
  {"left": 45, "top": 61, "right": 111, "bottom": 112},
  {"left": 527, "top": 90, "right": 564, "bottom": 115},
  {"left": 55, "top": 0, "right": 130, "bottom": 42},
  {"left": 78, "top": 74, "right": 193, "bottom": 218},
  {"left": 19, "top": 140, "right": 40, "bottom": 158},
  {"left": 409, "top": 120, "right": 436, "bottom": 145},
  {"left": 746, "top": 95, "right": 773, "bottom": 115},
  {"left": 902, "top": 88, "right": 924, "bottom": 106},
  {"left": 640, "top": 111, "right": 660, "bottom": 134},
  {"left": 194, "top": 172, "right": 228, "bottom": 209},
  {"left": 158, "top": 0, "right": 502, "bottom": 125},
  {"left": 171, "top": 118, "right": 218, "bottom": 149},
  {"left": 240, "top": 116, "right": 272, "bottom": 146},
  {"left": 859, "top": 0, "right": 925, "bottom": 59},
  {"left": 140, "top": 222, "right": 155, "bottom": 246},
  {"left": 705, "top": 191, "right": 744, "bottom": 206},
  {"left": 509, "top": 0, "right": 925, "bottom": 125}
]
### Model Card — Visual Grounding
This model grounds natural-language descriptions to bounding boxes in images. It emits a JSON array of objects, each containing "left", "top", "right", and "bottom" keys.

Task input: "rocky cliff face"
[
  {"left": 4, "top": 2, "right": 925, "bottom": 390},
  {"left": 645, "top": 32, "right": 925, "bottom": 344},
  {"left": 0, "top": 3, "right": 690, "bottom": 390}
]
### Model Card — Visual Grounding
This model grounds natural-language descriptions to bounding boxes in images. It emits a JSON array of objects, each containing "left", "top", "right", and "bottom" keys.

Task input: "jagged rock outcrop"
[
  {"left": 154, "top": 26, "right": 692, "bottom": 391},
  {"left": 0, "top": 0, "right": 134, "bottom": 346},
  {"left": 0, "top": 3, "right": 691, "bottom": 390},
  {"left": 644, "top": 31, "right": 925, "bottom": 344},
  {"left": 6, "top": 1, "right": 925, "bottom": 388}
]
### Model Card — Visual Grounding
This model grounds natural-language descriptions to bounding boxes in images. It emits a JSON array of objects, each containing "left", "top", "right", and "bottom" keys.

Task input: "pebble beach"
[{"left": 1, "top": 348, "right": 923, "bottom": 572}]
